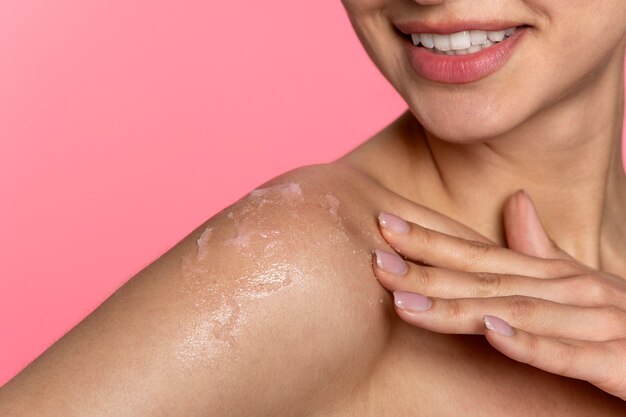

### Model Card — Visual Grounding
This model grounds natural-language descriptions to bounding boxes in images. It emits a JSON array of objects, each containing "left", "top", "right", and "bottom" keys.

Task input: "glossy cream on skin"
[{"left": 174, "top": 182, "right": 364, "bottom": 367}]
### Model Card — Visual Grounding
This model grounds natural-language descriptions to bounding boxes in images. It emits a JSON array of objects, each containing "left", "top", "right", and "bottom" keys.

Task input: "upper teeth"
[{"left": 411, "top": 27, "right": 518, "bottom": 52}]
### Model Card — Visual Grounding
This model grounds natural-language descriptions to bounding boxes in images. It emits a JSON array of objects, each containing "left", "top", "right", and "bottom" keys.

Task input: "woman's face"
[{"left": 341, "top": 0, "right": 626, "bottom": 143}]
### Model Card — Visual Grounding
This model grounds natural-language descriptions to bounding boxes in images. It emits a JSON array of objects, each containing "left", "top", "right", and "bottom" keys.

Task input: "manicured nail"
[
  {"left": 374, "top": 249, "right": 408, "bottom": 275},
  {"left": 483, "top": 315, "right": 514, "bottom": 336},
  {"left": 378, "top": 212, "right": 410, "bottom": 234},
  {"left": 393, "top": 291, "right": 431, "bottom": 312}
]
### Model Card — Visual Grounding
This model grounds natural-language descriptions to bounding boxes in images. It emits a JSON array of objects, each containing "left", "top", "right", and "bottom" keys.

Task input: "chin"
[{"left": 407, "top": 101, "right": 528, "bottom": 144}]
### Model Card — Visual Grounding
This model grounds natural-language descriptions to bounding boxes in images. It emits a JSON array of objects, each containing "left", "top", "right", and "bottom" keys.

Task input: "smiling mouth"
[{"left": 398, "top": 25, "right": 531, "bottom": 56}]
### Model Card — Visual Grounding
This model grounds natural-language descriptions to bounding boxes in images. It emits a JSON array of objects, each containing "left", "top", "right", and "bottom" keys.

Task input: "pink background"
[{"left": 0, "top": 1, "right": 624, "bottom": 386}]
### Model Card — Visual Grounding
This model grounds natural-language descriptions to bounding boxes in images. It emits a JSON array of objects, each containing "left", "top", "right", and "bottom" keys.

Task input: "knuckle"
[
  {"left": 473, "top": 272, "right": 503, "bottom": 297},
  {"left": 413, "top": 265, "right": 435, "bottom": 291},
  {"left": 521, "top": 333, "right": 543, "bottom": 366},
  {"left": 503, "top": 295, "right": 536, "bottom": 325},
  {"left": 545, "top": 259, "right": 587, "bottom": 277},
  {"left": 576, "top": 274, "right": 611, "bottom": 304},
  {"left": 601, "top": 306, "right": 626, "bottom": 336},
  {"left": 464, "top": 239, "right": 492, "bottom": 262},
  {"left": 553, "top": 341, "right": 578, "bottom": 376},
  {"left": 518, "top": 333, "right": 569, "bottom": 374},
  {"left": 606, "top": 339, "right": 626, "bottom": 356},
  {"left": 445, "top": 298, "right": 465, "bottom": 321},
  {"left": 412, "top": 225, "right": 436, "bottom": 248}
]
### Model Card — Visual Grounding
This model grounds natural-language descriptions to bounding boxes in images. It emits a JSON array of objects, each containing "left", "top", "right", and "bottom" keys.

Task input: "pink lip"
[{"left": 403, "top": 27, "right": 529, "bottom": 84}]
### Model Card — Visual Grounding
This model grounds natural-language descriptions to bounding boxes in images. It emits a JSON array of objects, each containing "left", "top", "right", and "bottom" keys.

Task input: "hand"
[{"left": 371, "top": 190, "right": 626, "bottom": 400}]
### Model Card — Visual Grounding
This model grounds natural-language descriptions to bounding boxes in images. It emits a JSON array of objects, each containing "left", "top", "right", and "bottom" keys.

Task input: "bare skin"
[
  {"left": 3, "top": 0, "right": 626, "bottom": 415},
  {"left": 1, "top": 143, "right": 625, "bottom": 415}
]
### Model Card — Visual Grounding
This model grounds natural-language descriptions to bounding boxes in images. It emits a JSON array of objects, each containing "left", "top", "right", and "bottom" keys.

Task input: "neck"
[{"left": 396, "top": 55, "right": 626, "bottom": 271}]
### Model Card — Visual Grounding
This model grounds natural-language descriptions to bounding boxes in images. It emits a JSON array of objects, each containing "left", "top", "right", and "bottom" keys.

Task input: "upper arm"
[{"left": 0, "top": 168, "right": 390, "bottom": 416}]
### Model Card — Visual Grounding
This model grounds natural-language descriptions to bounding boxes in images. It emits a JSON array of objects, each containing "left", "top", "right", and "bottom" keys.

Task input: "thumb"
[{"left": 503, "top": 189, "right": 572, "bottom": 260}]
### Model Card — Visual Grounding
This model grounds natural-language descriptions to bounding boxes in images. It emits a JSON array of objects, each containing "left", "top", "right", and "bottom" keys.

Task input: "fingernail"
[
  {"left": 378, "top": 212, "right": 410, "bottom": 234},
  {"left": 393, "top": 291, "right": 431, "bottom": 312},
  {"left": 374, "top": 249, "right": 408, "bottom": 275},
  {"left": 483, "top": 315, "right": 514, "bottom": 336}
]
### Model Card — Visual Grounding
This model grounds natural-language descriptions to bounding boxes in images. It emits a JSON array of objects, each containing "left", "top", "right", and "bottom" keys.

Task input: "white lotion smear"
[
  {"left": 222, "top": 182, "right": 304, "bottom": 255},
  {"left": 175, "top": 181, "right": 385, "bottom": 365},
  {"left": 175, "top": 182, "right": 308, "bottom": 366},
  {"left": 325, "top": 193, "right": 340, "bottom": 217},
  {"left": 196, "top": 227, "right": 213, "bottom": 261}
]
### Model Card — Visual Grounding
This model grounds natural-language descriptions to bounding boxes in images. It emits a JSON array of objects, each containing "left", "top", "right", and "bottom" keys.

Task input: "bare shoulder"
[
  {"left": 173, "top": 162, "right": 393, "bottom": 411},
  {"left": 150, "top": 162, "right": 398, "bottom": 414},
  {"left": 0, "top": 162, "right": 392, "bottom": 417}
]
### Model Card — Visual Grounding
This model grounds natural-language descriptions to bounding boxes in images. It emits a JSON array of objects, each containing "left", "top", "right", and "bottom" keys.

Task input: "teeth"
[
  {"left": 420, "top": 33, "right": 434, "bottom": 49},
  {"left": 449, "top": 31, "right": 471, "bottom": 50},
  {"left": 432, "top": 34, "right": 451, "bottom": 51},
  {"left": 487, "top": 30, "right": 506, "bottom": 42},
  {"left": 427, "top": 39, "right": 498, "bottom": 56},
  {"left": 469, "top": 30, "right": 487, "bottom": 45},
  {"left": 409, "top": 26, "right": 519, "bottom": 54}
]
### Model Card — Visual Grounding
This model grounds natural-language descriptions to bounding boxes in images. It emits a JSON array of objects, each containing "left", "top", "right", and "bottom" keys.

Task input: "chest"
[{"left": 356, "top": 322, "right": 626, "bottom": 416}]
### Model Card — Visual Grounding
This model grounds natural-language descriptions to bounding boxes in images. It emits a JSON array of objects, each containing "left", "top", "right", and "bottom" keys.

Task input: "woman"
[{"left": 1, "top": 0, "right": 626, "bottom": 415}]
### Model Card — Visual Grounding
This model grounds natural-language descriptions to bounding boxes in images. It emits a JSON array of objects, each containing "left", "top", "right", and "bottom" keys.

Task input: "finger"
[
  {"left": 391, "top": 291, "right": 624, "bottom": 341},
  {"left": 503, "top": 190, "right": 575, "bottom": 261},
  {"left": 373, "top": 250, "right": 622, "bottom": 308},
  {"left": 483, "top": 316, "right": 626, "bottom": 400},
  {"left": 380, "top": 204, "right": 498, "bottom": 246},
  {"left": 377, "top": 212, "right": 587, "bottom": 278}
]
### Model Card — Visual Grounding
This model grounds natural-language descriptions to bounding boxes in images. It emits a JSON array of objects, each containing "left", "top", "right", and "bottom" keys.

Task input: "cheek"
[
  {"left": 341, "top": 8, "right": 406, "bottom": 92},
  {"left": 341, "top": 0, "right": 387, "bottom": 19},
  {"left": 512, "top": 0, "right": 626, "bottom": 96}
]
